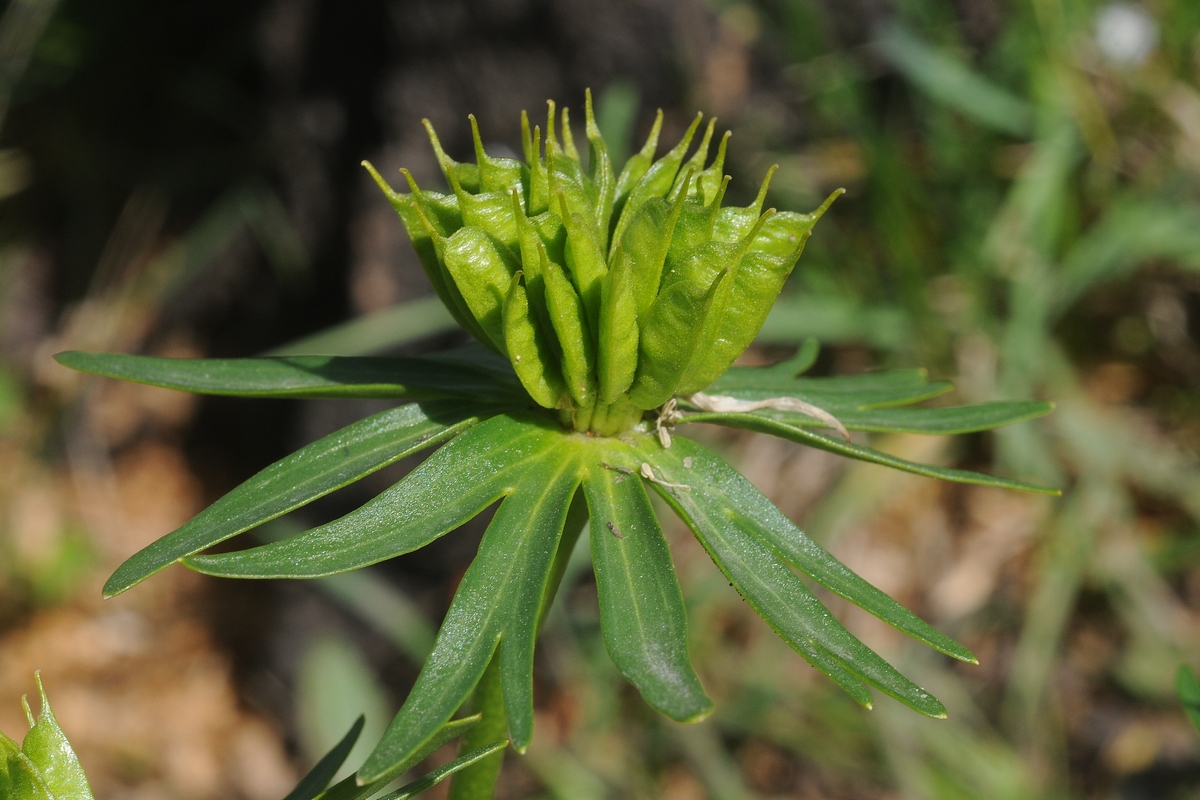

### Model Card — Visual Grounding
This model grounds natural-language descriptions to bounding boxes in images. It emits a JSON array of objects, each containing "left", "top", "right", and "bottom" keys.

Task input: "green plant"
[
  {"left": 55, "top": 93, "right": 1055, "bottom": 798},
  {"left": 1, "top": 673, "right": 95, "bottom": 800},
  {"left": 0, "top": 673, "right": 502, "bottom": 800}
]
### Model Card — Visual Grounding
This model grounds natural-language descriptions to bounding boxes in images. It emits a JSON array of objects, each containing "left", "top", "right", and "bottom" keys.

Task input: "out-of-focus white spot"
[{"left": 1094, "top": 3, "right": 1159, "bottom": 66}]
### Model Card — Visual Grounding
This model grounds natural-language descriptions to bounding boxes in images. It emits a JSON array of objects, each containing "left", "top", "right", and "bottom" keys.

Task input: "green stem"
[
  {"left": 447, "top": 656, "right": 507, "bottom": 800},
  {"left": 446, "top": 491, "right": 589, "bottom": 800}
]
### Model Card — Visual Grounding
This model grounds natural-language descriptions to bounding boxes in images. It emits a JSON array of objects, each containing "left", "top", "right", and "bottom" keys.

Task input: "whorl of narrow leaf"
[
  {"left": 54, "top": 92, "right": 1063, "bottom": 800},
  {"left": 365, "top": 90, "right": 841, "bottom": 435}
]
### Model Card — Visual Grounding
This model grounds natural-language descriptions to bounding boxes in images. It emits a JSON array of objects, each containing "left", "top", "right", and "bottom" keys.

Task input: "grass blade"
[
  {"left": 320, "top": 716, "right": 482, "bottom": 800},
  {"left": 282, "top": 716, "right": 363, "bottom": 800},
  {"left": 185, "top": 414, "right": 564, "bottom": 579},
  {"left": 690, "top": 412, "right": 1059, "bottom": 494},
  {"left": 380, "top": 742, "right": 509, "bottom": 800},
  {"left": 686, "top": 400, "right": 1054, "bottom": 435},
  {"left": 875, "top": 23, "right": 1032, "bottom": 137},
  {"left": 359, "top": 450, "right": 581, "bottom": 782}
]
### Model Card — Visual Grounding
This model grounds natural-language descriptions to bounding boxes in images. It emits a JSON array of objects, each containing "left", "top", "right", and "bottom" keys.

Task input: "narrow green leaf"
[
  {"left": 689, "top": 413, "right": 1060, "bottom": 494},
  {"left": 497, "top": 461, "right": 581, "bottom": 752},
  {"left": 359, "top": 449, "right": 581, "bottom": 781},
  {"left": 583, "top": 456, "right": 713, "bottom": 722},
  {"left": 54, "top": 352, "right": 519, "bottom": 401},
  {"left": 657, "top": 437, "right": 976, "bottom": 663},
  {"left": 875, "top": 23, "right": 1033, "bottom": 137},
  {"left": 686, "top": 401, "right": 1054, "bottom": 436},
  {"left": 20, "top": 673, "right": 95, "bottom": 800},
  {"left": 628, "top": 437, "right": 948, "bottom": 718},
  {"left": 105, "top": 402, "right": 482, "bottom": 597},
  {"left": 380, "top": 742, "right": 509, "bottom": 800},
  {"left": 283, "top": 716, "right": 364, "bottom": 800},
  {"left": 186, "top": 414, "right": 565, "bottom": 579},
  {"left": 321, "top": 716, "right": 482, "bottom": 800}
]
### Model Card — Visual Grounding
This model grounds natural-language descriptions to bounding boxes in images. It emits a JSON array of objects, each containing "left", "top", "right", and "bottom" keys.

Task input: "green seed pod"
[
  {"left": 629, "top": 266, "right": 733, "bottom": 410},
  {"left": 597, "top": 242, "right": 639, "bottom": 403},
  {"left": 612, "top": 109, "right": 663, "bottom": 228},
  {"left": 503, "top": 272, "right": 567, "bottom": 409},
  {"left": 441, "top": 226, "right": 519, "bottom": 353},
  {"left": 539, "top": 242, "right": 595, "bottom": 409},
  {"left": 368, "top": 93, "right": 837, "bottom": 435}
]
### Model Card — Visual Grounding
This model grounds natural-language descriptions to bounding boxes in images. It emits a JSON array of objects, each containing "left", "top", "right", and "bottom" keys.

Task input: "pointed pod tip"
[{"left": 362, "top": 160, "right": 401, "bottom": 198}]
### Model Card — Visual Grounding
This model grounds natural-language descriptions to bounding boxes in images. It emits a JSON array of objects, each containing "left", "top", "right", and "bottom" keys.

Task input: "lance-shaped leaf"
[
  {"left": 632, "top": 436, "right": 948, "bottom": 718},
  {"left": 54, "top": 352, "right": 519, "bottom": 400},
  {"left": 687, "top": 413, "right": 1059, "bottom": 494},
  {"left": 320, "top": 716, "right": 482, "bottom": 800},
  {"left": 359, "top": 448, "right": 581, "bottom": 782},
  {"left": 283, "top": 716, "right": 364, "bottom": 800},
  {"left": 656, "top": 437, "right": 976, "bottom": 663},
  {"left": 378, "top": 742, "right": 510, "bottom": 800},
  {"left": 583, "top": 455, "right": 712, "bottom": 722},
  {"left": 105, "top": 402, "right": 482, "bottom": 597},
  {"left": 686, "top": 400, "right": 1054, "bottom": 436},
  {"left": 185, "top": 414, "right": 566, "bottom": 578}
]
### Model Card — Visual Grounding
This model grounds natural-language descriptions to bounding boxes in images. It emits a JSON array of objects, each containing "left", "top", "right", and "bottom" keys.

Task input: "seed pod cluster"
[{"left": 366, "top": 92, "right": 840, "bottom": 435}]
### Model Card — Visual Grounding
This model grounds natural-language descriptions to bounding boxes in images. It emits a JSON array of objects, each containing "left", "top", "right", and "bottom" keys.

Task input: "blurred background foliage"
[{"left": 2, "top": 0, "right": 1200, "bottom": 797}]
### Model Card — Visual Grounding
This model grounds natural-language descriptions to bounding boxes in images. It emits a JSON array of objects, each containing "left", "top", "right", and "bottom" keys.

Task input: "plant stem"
[
  {"left": 446, "top": 491, "right": 589, "bottom": 800},
  {"left": 447, "top": 655, "right": 507, "bottom": 800}
]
